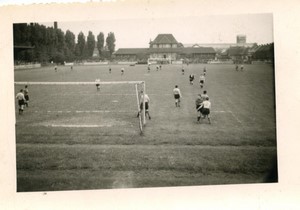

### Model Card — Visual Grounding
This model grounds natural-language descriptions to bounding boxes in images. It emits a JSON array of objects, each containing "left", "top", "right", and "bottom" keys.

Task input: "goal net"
[{"left": 14, "top": 81, "right": 147, "bottom": 134}]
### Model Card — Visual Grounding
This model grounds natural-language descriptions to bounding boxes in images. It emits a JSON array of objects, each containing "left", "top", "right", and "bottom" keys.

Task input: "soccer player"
[
  {"left": 199, "top": 74, "right": 205, "bottom": 88},
  {"left": 189, "top": 74, "right": 195, "bottom": 85},
  {"left": 24, "top": 85, "right": 29, "bottom": 107},
  {"left": 95, "top": 78, "right": 101, "bottom": 90},
  {"left": 156, "top": 65, "right": 159, "bottom": 71},
  {"left": 54, "top": 65, "right": 57, "bottom": 72},
  {"left": 201, "top": 90, "right": 209, "bottom": 99},
  {"left": 16, "top": 89, "right": 26, "bottom": 115},
  {"left": 197, "top": 97, "right": 211, "bottom": 124},
  {"left": 241, "top": 64, "right": 244, "bottom": 71},
  {"left": 147, "top": 64, "right": 151, "bottom": 73},
  {"left": 235, "top": 64, "right": 239, "bottom": 71},
  {"left": 203, "top": 66, "right": 207, "bottom": 76},
  {"left": 195, "top": 94, "right": 204, "bottom": 122},
  {"left": 159, "top": 65, "right": 162, "bottom": 70},
  {"left": 181, "top": 67, "right": 185, "bottom": 75},
  {"left": 121, "top": 67, "right": 125, "bottom": 75},
  {"left": 173, "top": 85, "right": 182, "bottom": 107},
  {"left": 137, "top": 91, "right": 151, "bottom": 120}
]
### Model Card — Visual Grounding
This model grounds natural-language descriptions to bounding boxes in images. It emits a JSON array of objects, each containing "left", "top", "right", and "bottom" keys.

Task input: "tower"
[{"left": 237, "top": 35, "right": 246, "bottom": 44}]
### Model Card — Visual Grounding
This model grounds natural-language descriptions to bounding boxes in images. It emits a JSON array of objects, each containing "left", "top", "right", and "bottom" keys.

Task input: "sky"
[
  {"left": 0, "top": 0, "right": 91, "bottom": 6},
  {"left": 39, "top": 13, "right": 273, "bottom": 49}
]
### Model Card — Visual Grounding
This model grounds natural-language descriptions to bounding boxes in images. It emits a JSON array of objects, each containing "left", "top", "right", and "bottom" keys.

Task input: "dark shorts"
[
  {"left": 201, "top": 108, "right": 210, "bottom": 115},
  {"left": 140, "top": 102, "right": 149, "bottom": 110},
  {"left": 200, "top": 80, "right": 204, "bottom": 84},
  {"left": 25, "top": 95, "right": 29, "bottom": 101},
  {"left": 96, "top": 84, "right": 100, "bottom": 87},
  {"left": 174, "top": 94, "right": 180, "bottom": 99},
  {"left": 196, "top": 105, "right": 203, "bottom": 112},
  {"left": 18, "top": 99, "right": 25, "bottom": 106}
]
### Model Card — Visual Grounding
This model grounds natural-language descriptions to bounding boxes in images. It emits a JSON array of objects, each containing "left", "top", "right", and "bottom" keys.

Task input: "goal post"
[{"left": 15, "top": 80, "right": 147, "bottom": 133}]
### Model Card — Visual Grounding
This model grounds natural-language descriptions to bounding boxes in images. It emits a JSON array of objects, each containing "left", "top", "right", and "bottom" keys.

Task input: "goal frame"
[{"left": 15, "top": 80, "right": 147, "bottom": 133}]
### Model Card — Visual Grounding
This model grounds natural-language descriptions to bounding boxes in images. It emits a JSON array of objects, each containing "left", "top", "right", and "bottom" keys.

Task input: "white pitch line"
[
  {"left": 211, "top": 111, "right": 230, "bottom": 113},
  {"left": 49, "top": 124, "right": 112, "bottom": 128},
  {"left": 32, "top": 110, "right": 135, "bottom": 113},
  {"left": 229, "top": 111, "right": 243, "bottom": 124}
]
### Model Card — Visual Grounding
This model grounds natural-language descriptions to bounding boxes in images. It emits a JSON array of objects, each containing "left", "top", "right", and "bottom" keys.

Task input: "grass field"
[{"left": 14, "top": 63, "right": 277, "bottom": 192}]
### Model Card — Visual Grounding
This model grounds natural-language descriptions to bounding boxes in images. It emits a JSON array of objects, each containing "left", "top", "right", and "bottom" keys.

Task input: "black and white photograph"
[
  {"left": 13, "top": 14, "right": 277, "bottom": 192},
  {"left": 1, "top": 0, "right": 300, "bottom": 210}
]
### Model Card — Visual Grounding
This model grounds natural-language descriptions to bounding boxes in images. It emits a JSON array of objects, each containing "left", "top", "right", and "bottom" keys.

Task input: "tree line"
[{"left": 13, "top": 23, "right": 116, "bottom": 64}]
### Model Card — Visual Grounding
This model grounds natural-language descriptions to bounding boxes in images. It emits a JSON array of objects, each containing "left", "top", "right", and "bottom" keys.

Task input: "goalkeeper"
[{"left": 137, "top": 91, "right": 151, "bottom": 120}]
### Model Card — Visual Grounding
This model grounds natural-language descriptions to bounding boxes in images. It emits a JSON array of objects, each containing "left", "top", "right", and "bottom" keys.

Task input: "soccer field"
[{"left": 14, "top": 63, "right": 277, "bottom": 191}]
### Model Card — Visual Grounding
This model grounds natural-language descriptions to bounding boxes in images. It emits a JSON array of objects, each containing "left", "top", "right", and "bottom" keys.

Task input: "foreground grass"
[{"left": 17, "top": 144, "right": 276, "bottom": 191}]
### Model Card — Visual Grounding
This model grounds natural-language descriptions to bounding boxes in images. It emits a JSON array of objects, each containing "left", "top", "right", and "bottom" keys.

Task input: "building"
[
  {"left": 114, "top": 34, "right": 216, "bottom": 63},
  {"left": 184, "top": 35, "right": 256, "bottom": 50},
  {"left": 236, "top": 34, "right": 246, "bottom": 44}
]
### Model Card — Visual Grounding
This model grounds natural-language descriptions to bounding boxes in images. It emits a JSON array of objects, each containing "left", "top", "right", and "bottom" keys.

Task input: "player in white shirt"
[
  {"left": 137, "top": 91, "right": 151, "bottom": 120},
  {"left": 240, "top": 64, "right": 244, "bottom": 71},
  {"left": 199, "top": 74, "right": 205, "bottom": 88},
  {"left": 189, "top": 74, "right": 195, "bottom": 85},
  {"left": 121, "top": 67, "right": 125, "bottom": 75},
  {"left": 16, "top": 89, "right": 26, "bottom": 115},
  {"left": 95, "top": 79, "right": 100, "bottom": 90},
  {"left": 203, "top": 66, "right": 207, "bottom": 76},
  {"left": 173, "top": 85, "right": 182, "bottom": 107},
  {"left": 197, "top": 97, "right": 211, "bottom": 124}
]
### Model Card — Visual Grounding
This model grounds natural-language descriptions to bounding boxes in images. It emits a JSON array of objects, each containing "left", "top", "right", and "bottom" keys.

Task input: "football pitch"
[{"left": 14, "top": 63, "right": 277, "bottom": 192}]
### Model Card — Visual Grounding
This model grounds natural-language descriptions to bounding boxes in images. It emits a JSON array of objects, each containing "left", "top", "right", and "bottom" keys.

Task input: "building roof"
[
  {"left": 181, "top": 47, "right": 216, "bottom": 54},
  {"left": 114, "top": 48, "right": 149, "bottom": 55},
  {"left": 184, "top": 43, "right": 256, "bottom": 49},
  {"left": 115, "top": 46, "right": 216, "bottom": 55},
  {"left": 148, "top": 47, "right": 183, "bottom": 53},
  {"left": 227, "top": 46, "right": 249, "bottom": 56},
  {"left": 151, "top": 34, "right": 178, "bottom": 44}
]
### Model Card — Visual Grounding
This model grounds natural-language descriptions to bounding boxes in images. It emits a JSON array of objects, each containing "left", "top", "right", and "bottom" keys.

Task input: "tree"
[
  {"left": 97, "top": 32, "right": 104, "bottom": 57},
  {"left": 106, "top": 32, "right": 116, "bottom": 56},
  {"left": 65, "top": 30, "right": 76, "bottom": 61},
  {"left": 76, "top": 32, "right": 86, "bottom": 59},
  {"left": 87, "top": 31, "right": 96, "bottom": 57}
]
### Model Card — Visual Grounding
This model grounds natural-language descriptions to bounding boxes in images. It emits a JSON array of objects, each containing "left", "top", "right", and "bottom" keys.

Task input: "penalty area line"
[
  {"left": 34, "top": 110, "right": 135, "bottom": 113},
  {"left": 47, "top": 124, "right": 113, "bottom": 128}
]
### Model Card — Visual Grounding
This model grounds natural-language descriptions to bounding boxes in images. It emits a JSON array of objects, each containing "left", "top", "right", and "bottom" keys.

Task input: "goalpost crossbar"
[{"left": 14, "top": 81, "right": 145, "bottom": 85}]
